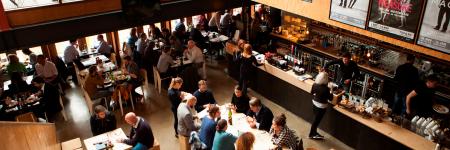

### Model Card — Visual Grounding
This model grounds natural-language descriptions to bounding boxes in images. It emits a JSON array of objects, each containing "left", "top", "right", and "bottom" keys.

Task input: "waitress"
[{"left": 323, "top": 52, "right": 360, "bottom": 92}]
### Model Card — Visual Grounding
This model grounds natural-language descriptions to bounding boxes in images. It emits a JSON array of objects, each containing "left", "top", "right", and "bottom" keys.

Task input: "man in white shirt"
[
  {"left": 220, "top": 10, "right": 233, "bottom": 36},
  {"left": 184, "top": 40, "right": 204, "bottom": 64},
  {"left": 64, "top": 39, "right": 79, "bottom": 64},
  {"left": 157, "top": 46, "right": 174, "bottom": 77},
  {"left": 95, "top": 35, "right": 111, "bottom": 57},
  {"left": 35, "top": 55, "right": 59, "bottom": 83}
]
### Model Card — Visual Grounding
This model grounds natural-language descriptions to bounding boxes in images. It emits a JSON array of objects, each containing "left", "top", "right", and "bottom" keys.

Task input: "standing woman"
[
  {"left": 168, "top": 77, "right": 186, "bottom": 138},
  {"left": 309, "top": 71, "right": 332, "bottom": 139},
  {"left": 235, "top": 132, "right": 255, "bottom": 150},
  {"left": 235, "top": 44, "right": 262, "bottom": 95}
]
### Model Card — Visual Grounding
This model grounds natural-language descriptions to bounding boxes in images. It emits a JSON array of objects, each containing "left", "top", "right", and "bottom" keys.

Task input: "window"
[
  {"left": 12, "top": 46, "right": 42, "bottom": 63},
  {"left": 55, "top": 41, "right": 70, "bottom": 57},
  {"left": 2, "top": 0, "right": 58, "bottom": 11},
  {"left": 86, "top": 33, "right": 107, "bottom": 50},
  {"left": 118, "top": 28, "right": 133, "bottom": 49},
  {"left": 233, "top": 7, "right": 243, "bottom": 16},
  {"left": 170, "top": 19, "right": 187, "bottom": 32},
  {"left": 143, "top": 23, "right": 162, "bottom": 34}
]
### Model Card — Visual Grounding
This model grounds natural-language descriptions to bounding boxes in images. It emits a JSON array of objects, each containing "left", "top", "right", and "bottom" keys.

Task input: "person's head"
[
  {"left": 169, "top": 77, "right": 183, "bottom": 89},
  {"left": 97, "top": 34, "right": 104, "bottom": 41},
  {"left": 10, "top": 72, "right": 24, "bottom": 83},
  {"left": 272, "top": 113, "right": 287, "bottom": 133},
  {"left": 234, "top": 85, "right": 243, "bottom": 97},
  {"left": 342, "top": 52, "right": 351, "bottom": 65},
  {"left": 238, "top": 39, "right": 246, "bottom": 49},
  {"left": 169, "top": 35, "right": 177, "bottom": 44},
  {"left": 123, "top": 56, "right": 132, "bottom": 65},
  {"left": 7, "top": 54, "right": 19, "bottom": 63},
  {"left": 208, "top": 105, "right": 221, "bottom": 118},
  {"left": 37, "top": 55, "right": 46, "bottom": 65},
  {"left": 162, "top": 28, "right": 170, "bottom": 36},
  {"left": 130, "top": 28, "right": 137, "bottom": 36},
  {"left": 186, "top": 95, "right": 197, "bottom": 107},
  {"left": 198, "top": 80, "right": 208, "bottom": 92},
  {"left": 162, "top": 46, "right": 171, "bottom": 54},
  {"left": 31, "top": 76, "right": 45, "bottom": 89},
  {"left": 139, "top": 33, "right": 147, "bottom": 40},
  {"left": 406, "top": 54, "right": 415, "bottom": 64},
  {"left": 88, "top": 65, "right": 98, "bottom": 76},
  {"left": 22, "top": 48, "right": 32, "bottom": 55},
  {"left": 243, "top": 44, "right": 252, "bottom": 55},
  {"left": 148, "top": 41, "right": 155, "bottom": 49},
  {"left": 69, "top": 39, "right": 77, "bottom": 45},
  {"left": 425, "top": 74, "right": 439, "bottom": 89},
  {"left": 124, "top": 112, "right": 138, "bottom": 126},
  {"left": 94, "top": 105, "right": 108, "bottom": 119},
  {"left": 314, "top": 71, "right": 329, "bottom": 85},
  {"left": 249, "top": 97, "right": 262, "bottom": 113},
  {"left": 216, "top": 119, "right": 228, "bottom": 131},
  {"left": 187, "top": 40, "right": 196, "bottom": 49},
  {"left": 236, "top": 132, "right": 255, "bottom": 150}
]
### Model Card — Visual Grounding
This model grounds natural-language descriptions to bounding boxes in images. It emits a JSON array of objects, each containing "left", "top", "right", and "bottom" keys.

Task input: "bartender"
[
  {"left": 323, "top": 52, "right": 360, "bottom": 92},
  {"left": 406, "top": 74, "right": 439, "bottom": 117}
]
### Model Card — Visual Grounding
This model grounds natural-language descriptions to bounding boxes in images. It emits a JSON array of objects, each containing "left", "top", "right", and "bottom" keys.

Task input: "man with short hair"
[
  {"left": 64, "top": 39, "right": 80, "bottom": 84},
  {"left": 406, "top": 75, "right": 439, "bottom": 117},
  {"left": 157, "top": 46, "right": 175, "bottom": 77},
  {"left": 95, "top": 35, "right": 111, "bottom": 57},
  {"left": 193, "top": 80, "right": 217, "bottom": 112},
  {"left": 119, "top": 112, "right": 155, "bottom": 149},
  {"left": 35, "top": 55, "right": 59, "bottom": 84},
  {"left": 22, "top": 48, "right": 37, "bottom": 71},
  {"left": 184, "top": 40, "right": 204, "bottom": 64},
  {"left": 393, "top": 54, "right": 419, "bottom": 115},
  {"left": 246, "top": 97, "right": 274, "bottom": 132},
  {"left": 90, "top": 105, "right": 116, "bottom": 136},
  {"left": 177, "top": 95, "right": 201, "bottom": 149},
  {"left": 323, "top": 52, "right": 360, "bottom": 92}
]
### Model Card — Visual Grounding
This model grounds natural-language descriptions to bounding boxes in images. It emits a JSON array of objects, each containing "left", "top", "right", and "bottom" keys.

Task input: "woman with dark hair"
[
  {"left": 270, "top": 114, "right": 301, "bottom": 149},
  {"left": 235, "top": 132, "right": 255, "bottom": 150},
  {"left": 212, "top": 119, "right": 237, "bottom": 150},
  {"left": 199, "top": 105, "right": 220, "bottom": 149}
]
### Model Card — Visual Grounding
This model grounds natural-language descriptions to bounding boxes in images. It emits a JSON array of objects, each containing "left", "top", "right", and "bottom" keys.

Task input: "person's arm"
[
  {"left": 90, "top": 116, "right": 99, "bottom": 135},
  {"left": 406, "top": 90, "right": 417, "bottom": 114},
  {"left": 251, "top": 56, "right": 262, "bottom": 66},
  {"left": 184, "top": 113, "right": 200, "bottom": 131},
  {"left": 110, "top": 113, "right": 117, "bottom": 130},
  {"left": 123, "top": 127, "right": 138, "bottom": 146},
  {"left": 208, "top": 91, "right": 217, "bottom": 104},
  {"left": 351, "top": 63, "right": 360, "bottom": 81}
]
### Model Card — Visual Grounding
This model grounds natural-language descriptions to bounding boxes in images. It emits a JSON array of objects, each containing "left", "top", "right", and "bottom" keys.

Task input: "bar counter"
[{"left": 225, "top": 42, "right": 436, "bottom": 150}]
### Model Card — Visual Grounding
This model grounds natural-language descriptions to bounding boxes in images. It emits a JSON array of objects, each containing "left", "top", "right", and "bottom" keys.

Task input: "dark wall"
[{"left": 0, "top": 0, "right": 242, "bottom": 52}]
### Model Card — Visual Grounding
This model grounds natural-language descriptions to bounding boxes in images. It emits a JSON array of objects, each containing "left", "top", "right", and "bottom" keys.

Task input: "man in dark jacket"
[
  {"left": 90, "top": 105, "right": 117, "bottom": 136},
  {"left": 246, "top": 97, "right": 274, "bottom": 132},
  {"left": 120, "top": 112, "right": 155, "bottom": 149},
  {"left": 393, "top": 54, "right": 419, "bottom": 115},
  {"left": 31, "top": 76, "right": 62, "bottom": 122},
  {"left": 323, "top": 52, "right": 360, "bottom": 92}
]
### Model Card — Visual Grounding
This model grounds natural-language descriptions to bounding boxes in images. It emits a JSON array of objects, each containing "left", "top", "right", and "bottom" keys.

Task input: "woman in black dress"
[{"left": 234, "top": 44, "right": 262, "bottom": 95}]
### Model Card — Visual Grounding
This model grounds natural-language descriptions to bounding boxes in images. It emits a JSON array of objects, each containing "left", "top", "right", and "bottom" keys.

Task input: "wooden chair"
[
  {"left": 59, "top": 94, "right": 68, "bottom": 121},
  {"left": 152, "top": 66, "right": 171, "bottom": 94},
  {"left": 134, "top": 69, "right": 149, "bottom": 103},
  {"left": 202, "top": 61, "right": 207, "bottom": 79},
  {"left": 15, "top": 112, "right": 37, "bottom": 122},
  {"left": 80, "top": 85, "right": 108, "bottom": 115}
]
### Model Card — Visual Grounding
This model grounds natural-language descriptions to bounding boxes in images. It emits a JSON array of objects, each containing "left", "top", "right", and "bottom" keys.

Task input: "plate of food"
[{"left": 433, "top": 104, "right": 449, "bottom": 114}]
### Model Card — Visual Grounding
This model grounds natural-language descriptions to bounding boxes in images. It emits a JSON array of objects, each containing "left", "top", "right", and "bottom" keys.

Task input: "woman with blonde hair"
[
  {"left": 309, "top": 71, "right": 332, "bottom": 140},
  {"left": 168, "top": 77, "right": 187, "bottom": 138},
  {"left": 235, "top": 44, "right": 262, "bottom": 95},
  {"left": 235, "top": 132, "right": 255, "bottom": 150}
]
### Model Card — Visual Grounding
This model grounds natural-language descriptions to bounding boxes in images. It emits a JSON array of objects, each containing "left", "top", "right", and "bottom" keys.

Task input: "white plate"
[{"left": 433, "top": 104, "right": 449, "bottom": 114}]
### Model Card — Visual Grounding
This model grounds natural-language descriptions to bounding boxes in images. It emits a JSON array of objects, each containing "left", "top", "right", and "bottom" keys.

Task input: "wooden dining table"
[
  {"left": 80, "top": 55, "right": 110, "bottom": 67},
  {"left": 83, "top": 128, "right": 132, "bottom": 150},
  {"left": 198, "top": 104, "right": 277, "bottom": 150},
  {"left": 2, "top": 75, "right": 34, "bottom": 91}
]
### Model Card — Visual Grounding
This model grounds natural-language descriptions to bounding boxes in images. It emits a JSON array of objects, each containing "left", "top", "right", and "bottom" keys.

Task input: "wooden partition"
[
  {"left": 0, "top": 121, "right": 60, "bottom": 150},
  {"left": 253, "top": 0, "right": 450, "bottom": 62}
]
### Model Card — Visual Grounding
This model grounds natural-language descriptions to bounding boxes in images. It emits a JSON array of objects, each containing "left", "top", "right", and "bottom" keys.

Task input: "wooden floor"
[{"left": 55, "top": 59, "right": 352, "bottom": 150}]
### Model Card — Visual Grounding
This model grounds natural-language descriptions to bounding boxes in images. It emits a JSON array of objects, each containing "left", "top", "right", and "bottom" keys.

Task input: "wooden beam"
[{"left": 0, "top": 2, "right": 10, "bottom": 31}]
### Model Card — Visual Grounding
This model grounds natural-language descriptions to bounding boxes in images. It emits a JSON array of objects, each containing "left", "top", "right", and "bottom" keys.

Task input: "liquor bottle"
[{"left": 228, "top": 107, "right": 233, "bottom": 125}]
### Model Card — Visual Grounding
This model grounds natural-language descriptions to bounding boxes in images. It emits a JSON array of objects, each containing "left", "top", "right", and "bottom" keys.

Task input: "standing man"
[
  {"left": 63, "top": 39, "right": 80, "bottom": 84},
  {"left": 35, "top": 55, "right": 59, "bottom": 84},
  {"left": 119, "top": 112, "right": 155, "bottom": 149},
  {"left": 135, "top": 33, "right": 148, "bottom": 67},
  {"left": 177, "top": 95, "right": 201, "bottom": 150},
  {"left": 393, "top": 54, "right": 419, "bottom": 115},
  {"left": 323, "top": 52, "right": 360, "bottom": 92},
  {"left": 94, "top": 35, "right": 111, "bottom": 57},
  {"left": 406, "top": 75, "right": 439, "bottom": 117},
  {"left": 220, "top": 10, "right": 233, "bottom": 37},
  {"left": 22, "top": 48, "right": 37, "bottom": 74},
  {"left": 434, "top": 0, "right": 450, "bottom": 32},
  {"left": 31, "top": 76, "right": 62, "bottom": 122}
]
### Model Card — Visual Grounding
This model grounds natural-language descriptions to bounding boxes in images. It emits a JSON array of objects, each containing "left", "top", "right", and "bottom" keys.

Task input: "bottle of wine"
[{"left": 228, "top": 107, "right": 233, "bottom": 125}]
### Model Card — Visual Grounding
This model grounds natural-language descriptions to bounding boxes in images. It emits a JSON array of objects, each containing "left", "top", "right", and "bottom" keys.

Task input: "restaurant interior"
[{"left": 0, "top": 0, "right": 449, "bottom": 150}]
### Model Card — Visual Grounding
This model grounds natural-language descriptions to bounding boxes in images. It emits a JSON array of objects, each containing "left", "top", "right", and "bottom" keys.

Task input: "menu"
[
  {"left": 329, "top": 0, "right": 371, "bottom": 28},
  {"left": 417, "top": 0, "right": 450, "bottom": 54},
  {"left": 367, "top": 0, "right": 425, "bottom": 42}
]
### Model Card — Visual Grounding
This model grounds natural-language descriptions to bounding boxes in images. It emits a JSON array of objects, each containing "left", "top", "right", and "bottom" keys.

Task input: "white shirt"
[
  {"left": 185, "top": 46, "right": 204, "bottom": 64},
  {"left": 63, "top": 45, "right": 79, "bottom": 64},
  {"left": 135, "top": 39, "right": 148, "bottom": 54},
  {"left": 133, "top": 117, "right": 141, "bottom": 128},
  {"left": 157, "top": 52, "right": 173, "bottom": 73},
  {"left": 35, "top": 61, "right": 58, "bottom": 78}
]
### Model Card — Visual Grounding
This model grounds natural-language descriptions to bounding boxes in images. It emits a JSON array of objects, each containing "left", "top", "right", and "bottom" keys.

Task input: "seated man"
[
  {"left": 177, "top": 95, "right": 201, "bottom": 149},
  {"left": 156, "top": 46, "right": 175, "bottom": 78},
  {"left": 90, "top": 105, "right": 116, "bottom": 136},
  {"left": 184, "top": 40, "right": 204, "bottom": 66},
  {"left": 35, "top": 55, "right": 59, "bottom": 84},
  {"left": 84, "top": 66, "right": 112, "bottom": 100},
  {"left": 193, "top": 80, "right": 217, "bottom": 112},
  {"left": 246, "top": 97, "right": 274, "bottom": 132},
  {"left": 231, "top": 85, "right": 250, "bottom": 113},
  {"left": 119, "top": 112, "right": 155, "bottom": 149},
  {"left": 94, "top": 34, "right": 111, "bottom": 57}
]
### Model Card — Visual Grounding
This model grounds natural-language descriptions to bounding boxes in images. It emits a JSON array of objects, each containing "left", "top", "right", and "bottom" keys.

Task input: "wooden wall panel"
[
  {"left": 5, "top": 0, "right": 121, "bottom": 27},
  {"left": 253, "top": 0, "right": 450, "bottom": 62},
  {"left": 0, "top": 121, "right": 59, "bottom": 150}
]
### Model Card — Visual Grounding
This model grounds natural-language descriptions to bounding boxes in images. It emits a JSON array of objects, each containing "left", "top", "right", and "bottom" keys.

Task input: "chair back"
[
  {"left": 16, "top": 112, "right": 37, "bottom": 122},
  {"left": 152, "top": 66, "right": 160, "bottom": 84},
  {"left": 74, "top": 63, "right": 87, "bottom": 86},
  {"left": 80, "top": 85, "right": 94, "bottom": 114},
  {"left": 110, "top": 52, "right": 117, "bottom": 66}
]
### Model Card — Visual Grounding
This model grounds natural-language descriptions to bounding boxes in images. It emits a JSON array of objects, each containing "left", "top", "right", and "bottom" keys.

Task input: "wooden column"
[
  {"left": 77, "top": 37, "right": 88, "bottom": 51},
  {"left": 41, "top": 44, "right": 57, "bottom": 58},
  {"left": 186, "top": 17, "right": 193, "bottom": 26},
  {"left": 106, "top": 32, "right": 122, "bottom": 65}
]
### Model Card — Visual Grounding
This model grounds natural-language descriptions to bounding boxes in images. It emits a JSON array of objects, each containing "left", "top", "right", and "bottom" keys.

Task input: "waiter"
[
  {"left": 323, "top": 52, "right": 360, "bottom": 92},
  {"left": 406, "top": 75, "right": 439, "bottom": 117},
  {"left": 393, "top": 54, "right": 419, "bottom": 115}
]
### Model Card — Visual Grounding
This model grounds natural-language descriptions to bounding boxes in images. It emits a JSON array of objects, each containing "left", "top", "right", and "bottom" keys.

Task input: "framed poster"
[
  {"left": 417, "top": 0, "right": 450, "bottom": 54},
  {"left": 329, "top": 0, "right": 371, "bottom": 28},
  {"left": 367, "top": 0, "right": 425, "bottom": 42}
]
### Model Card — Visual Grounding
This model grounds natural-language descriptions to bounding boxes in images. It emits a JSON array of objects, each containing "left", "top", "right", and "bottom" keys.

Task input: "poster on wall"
[
  {"left": 367, "top": 0, "right": 424, "bottom": 42},
  {"left": 417, "top": 0, "right": 450, "bottom": 54},
  {"left": 329, "top": 0, "right": 371, "bottom": 28}
]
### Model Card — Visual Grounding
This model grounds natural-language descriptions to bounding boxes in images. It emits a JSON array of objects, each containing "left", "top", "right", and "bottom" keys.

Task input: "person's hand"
[
  {"left": 406, "top": 108, "right": 411, "bottom": 114},
  {"left": 115, "top": 138, "right": 124, "bottom": 143},
  {"left": 203, "top": 104, "right": 210, "bottom": 109},
  {"left": 246, "top": 116, "right": 254, "bottom": 122},
  {"left": 249, "top": 121, "right": 256, "bottom": 128},
  {"left": 344, "top": 79, "right": 351, "bottom": 85},
  {"left": 130, "top": 73, "right": 137, "bottom": 79}
]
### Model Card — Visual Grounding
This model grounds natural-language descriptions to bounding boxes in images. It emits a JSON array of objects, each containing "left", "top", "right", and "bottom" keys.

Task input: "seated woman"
[
  {"left": 85, "top": 66, "right": 112, "bottom": 100},
  {"left": 8, "top": 72, "right": 31, "bottom": 94},
  {"left": 269, "top": 113, "right": 301, "bottom": 150},
  {"left": 235, "top": 132, "right": 255, "bottom": 150},
  {"left": 122, "top": 56, "right": 143, "bottom": 102},
  {"left": 90, "top": 105, "right": 116, "bottom": 136},
  {"left": 212, "top": 119, "right": 238, "bottom": 150},
  {"left": 199, "top": 105, "right": 221, "bottom": 149}
]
